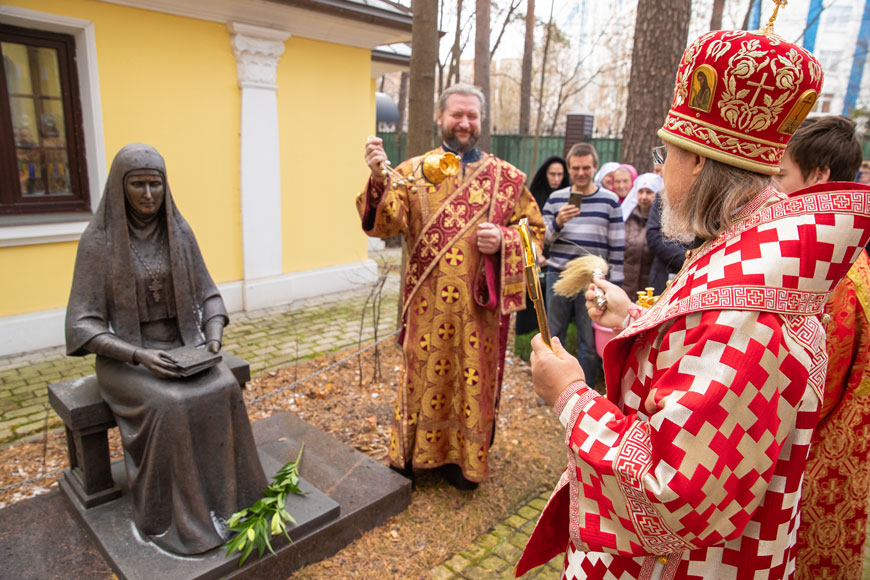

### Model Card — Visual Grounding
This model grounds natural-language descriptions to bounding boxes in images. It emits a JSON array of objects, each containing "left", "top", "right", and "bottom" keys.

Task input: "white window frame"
[{"left": 0, "top": 6, "right": 105, "bottom": 247}]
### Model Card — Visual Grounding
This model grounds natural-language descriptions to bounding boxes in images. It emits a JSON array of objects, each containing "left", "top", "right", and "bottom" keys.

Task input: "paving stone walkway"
[{"left": 429, "top": 489, "right": 563, "bottom": 579}]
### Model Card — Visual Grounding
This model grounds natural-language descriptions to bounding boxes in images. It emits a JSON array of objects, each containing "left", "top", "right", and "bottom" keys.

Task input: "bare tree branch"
[{"left": 490, "top": 0, "right": 523, "bottom": 59}]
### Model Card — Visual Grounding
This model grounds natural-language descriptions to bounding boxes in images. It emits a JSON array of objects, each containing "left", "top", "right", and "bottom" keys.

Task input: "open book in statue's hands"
[{"left": 165, "top": 345, "right": 222, "bottom": 377}]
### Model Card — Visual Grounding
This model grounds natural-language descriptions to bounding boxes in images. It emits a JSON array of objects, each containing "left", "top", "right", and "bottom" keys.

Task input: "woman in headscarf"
[
  {"left": 65, "top": 144, "right": 267, "bottom": 555},
  {"left": 618, "top": 163, "right": 638, "bottom": 182},
  {"left": 593, "top": 161, "right": 620, "bottom": 190},
  {"left": 610, "top": 166, "right": 635, "bottom": 202},
  {"left": 528, "top": 155, "right": 570, "bottom": 210},
  {"left": 517, "top": 156, "right": 570, "bottom": 335},
  {"left": 619, "top": 172, "right": 663, "bottom": 298}
]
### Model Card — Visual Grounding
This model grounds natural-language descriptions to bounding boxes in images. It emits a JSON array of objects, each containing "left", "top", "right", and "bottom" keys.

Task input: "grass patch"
[{"left": 514, "top": 321, "right": 579, "bottom": 362}]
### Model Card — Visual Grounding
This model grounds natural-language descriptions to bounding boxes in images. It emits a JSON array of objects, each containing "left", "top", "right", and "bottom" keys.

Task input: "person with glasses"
[{"left": 517, "top": 16, "right": 870, "bottom": 580}]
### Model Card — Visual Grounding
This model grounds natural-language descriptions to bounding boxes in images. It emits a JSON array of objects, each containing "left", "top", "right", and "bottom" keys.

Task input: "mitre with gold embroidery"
[{"left": 658, "top": 17, "right": 823, "bottom": 175}]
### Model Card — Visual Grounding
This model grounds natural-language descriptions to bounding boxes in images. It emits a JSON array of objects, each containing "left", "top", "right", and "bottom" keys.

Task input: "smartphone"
[{"left": 568, "top": 192, "right": 583, "bottom": 209}]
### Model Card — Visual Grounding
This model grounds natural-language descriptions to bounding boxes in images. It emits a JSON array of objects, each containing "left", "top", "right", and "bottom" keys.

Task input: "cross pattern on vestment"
[
  {"left": 444, "top": 205, "right": 467, "bottom": 228},
  {"left": 468, "top": 181, "right": 487, "bottom": 205},
  {"left": 464, "top": 367, "right": 479, "bottom": 385},
  {"left": 421, "top": 232, "right": 441, "bottom": 258},
  {"left": 817, "top": 480, "right": 839, "bottom": 504},
  {"left": 434, "top": 359, "right": 451, "bottom": 375},
  {"left": 445, "top": 247, "right": 464, "bottom": 266},
  {"left": 430, "top": 393, "right": 447, "bottom": 409},
  {"left": 746, "top": 72, "right": 774, "bottom": 107},
  {"left": 438, "top": 323, "right": 455, "bottom": 339},
  {"left": 441, "top": 285, "right": 460, "bottom": 303}
]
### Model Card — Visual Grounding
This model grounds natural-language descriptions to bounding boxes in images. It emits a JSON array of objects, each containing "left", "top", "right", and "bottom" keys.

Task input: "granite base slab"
[{"left": 0, "top": 412, "right": 412, "bottom": 580}]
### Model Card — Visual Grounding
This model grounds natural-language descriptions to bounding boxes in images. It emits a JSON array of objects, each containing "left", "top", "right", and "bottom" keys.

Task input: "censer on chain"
[{"left": 380, "top": 151, "right": 461, "bottom": 187}]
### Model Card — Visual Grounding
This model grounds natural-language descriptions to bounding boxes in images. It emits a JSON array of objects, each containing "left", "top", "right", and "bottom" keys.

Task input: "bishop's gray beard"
[{"left": 660, "top": 191, "right": 695, "bottom": 245}]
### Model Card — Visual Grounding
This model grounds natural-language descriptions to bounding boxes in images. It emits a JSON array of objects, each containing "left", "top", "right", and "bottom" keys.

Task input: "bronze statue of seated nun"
[{"left": 65, "top": 144, "right": 267, "bottom": 555}]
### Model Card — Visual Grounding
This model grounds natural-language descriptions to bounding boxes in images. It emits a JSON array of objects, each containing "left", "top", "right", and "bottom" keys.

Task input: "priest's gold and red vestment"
[
  {"left": 357, "top": 147, "right": 544, "bottom": 482},
  {"left": 517, "top": 183, "right": 870, "bottom": 579},
  {"left": 796, "top": 249, "right": 870, "bottom": 579}
]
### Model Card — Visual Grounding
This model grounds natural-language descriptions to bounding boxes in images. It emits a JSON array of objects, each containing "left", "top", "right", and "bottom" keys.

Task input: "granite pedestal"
[{"left": 0, "top": 412, "right": 412, "bottom": 580}]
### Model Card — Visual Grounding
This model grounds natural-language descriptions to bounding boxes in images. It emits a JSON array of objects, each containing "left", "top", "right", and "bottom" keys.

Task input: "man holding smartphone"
[{"left": 540, "top": 142, "right": 625, "bottom": 385}]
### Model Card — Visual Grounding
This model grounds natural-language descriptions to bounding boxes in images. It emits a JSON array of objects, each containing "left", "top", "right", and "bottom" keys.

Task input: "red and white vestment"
[{"left": 517, "top": 183, "right": 870, "bottom": 579}]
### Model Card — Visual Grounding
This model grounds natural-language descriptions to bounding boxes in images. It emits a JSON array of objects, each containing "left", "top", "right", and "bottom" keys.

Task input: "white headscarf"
[
  {"left": 593, "top": 162, "right": 621, "bottom": 187},
  {"left": 621, "top": 172, "right": 663, "bottom": 221}
]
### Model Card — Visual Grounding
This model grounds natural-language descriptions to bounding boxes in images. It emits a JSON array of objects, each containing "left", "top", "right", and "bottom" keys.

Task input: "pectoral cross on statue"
[{"left": 149, "top": 279, "right": 163, "bottom": 303}]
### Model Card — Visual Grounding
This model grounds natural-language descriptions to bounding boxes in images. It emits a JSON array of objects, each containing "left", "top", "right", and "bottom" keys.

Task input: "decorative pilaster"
[{"left": 228, "top": 22, "right": 291, "bottom": 310}]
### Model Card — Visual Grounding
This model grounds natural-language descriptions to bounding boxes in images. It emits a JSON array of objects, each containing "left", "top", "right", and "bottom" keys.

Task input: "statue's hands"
[
  {"left": 205, "top": 340, "right": 221, "bottom": 354},
  {"left": 134, "top": 349, "right": 182, "bottom": 379},
  {"left": 585, "top": 278, "right": 631, "bottom": 329},
  {"left": 530, "top": 335, "right": 585, "bottom": 407},
  {"left": 365, "top": 136, "right": 388, "bottom": 183}
]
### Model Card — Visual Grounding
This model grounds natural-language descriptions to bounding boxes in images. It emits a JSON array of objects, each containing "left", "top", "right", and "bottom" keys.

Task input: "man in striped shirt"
[{"left": 542, "top": 142, "right": 625, "bottom": 385}]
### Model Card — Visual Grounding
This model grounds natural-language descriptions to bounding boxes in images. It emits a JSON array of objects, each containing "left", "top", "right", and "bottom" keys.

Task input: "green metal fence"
[{"left": 377, "top": 132, "right": 623, "bottom": 183}]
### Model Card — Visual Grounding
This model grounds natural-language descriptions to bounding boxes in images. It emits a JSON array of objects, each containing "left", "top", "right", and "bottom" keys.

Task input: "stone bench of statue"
[
  {"left": 47, "top": 351, "right": 250, "bottom": 509},
  {"left": 62, "top": 144, "right": 268, "bottom": 556}
]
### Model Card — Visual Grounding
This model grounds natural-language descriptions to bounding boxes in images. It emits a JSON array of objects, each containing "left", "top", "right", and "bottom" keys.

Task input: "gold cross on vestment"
[
  {"left": 468, "top": 182, "right": 487, "bottom": 205},
  {"left": 747, "top": 73, "right": 774, "bottom": 107},
  {"left": 421, "top": 232, "right": 440, "bottom": 258},
  {"left": 444, "top": 204, "right": 467, "bottom": 228}
]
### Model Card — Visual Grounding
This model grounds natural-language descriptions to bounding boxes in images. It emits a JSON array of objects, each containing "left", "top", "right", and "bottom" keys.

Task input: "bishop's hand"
[
  {"left": 585, "top": 278, "right": 631, "bottom": 330},
  {"left": 530, "top": 335, "right": 585, "bottom": 407}
]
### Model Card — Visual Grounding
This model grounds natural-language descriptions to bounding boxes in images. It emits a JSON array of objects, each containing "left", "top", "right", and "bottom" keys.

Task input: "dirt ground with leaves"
[{"left": 0, "top": 341, "right": 566, "bottom": 579}]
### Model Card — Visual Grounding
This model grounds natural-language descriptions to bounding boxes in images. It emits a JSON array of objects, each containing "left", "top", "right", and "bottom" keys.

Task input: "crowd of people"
[{"left": 357, "top": 12, "right": 870, "bottom": 580}]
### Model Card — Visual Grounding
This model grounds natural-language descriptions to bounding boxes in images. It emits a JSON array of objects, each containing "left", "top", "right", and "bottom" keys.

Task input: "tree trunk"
[
  {"left": 710, "top": 0, "right": 725, "bottom": 30},
  {"left": 474, "top": 0, "right": 492, "bottom": 151},
  {"left": 407, "top": 0, "right": 439, "bottom": 157},
  {"left": 622, "top": 0, "right": 692, "bottom": 173},
  {"left": 396, "top": 71, "right": 409, "bottom": 155},
  {"left": 519, "top": 0, "right": 535, "bottom": 135}
]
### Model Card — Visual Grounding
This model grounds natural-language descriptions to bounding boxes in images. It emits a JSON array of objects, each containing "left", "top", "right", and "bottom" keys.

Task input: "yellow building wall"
[
  {"left": 1, "top": 242, "right": 78, "bottom": 317},
  {"left": 278, "top": 37, "right": 374, "bottom": 273},
  {"left": 2, "top": 2, "right": 381, "bottom": 319},
  {"left": 1, "top": 0, "right": 242, "bottom": 317}
]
